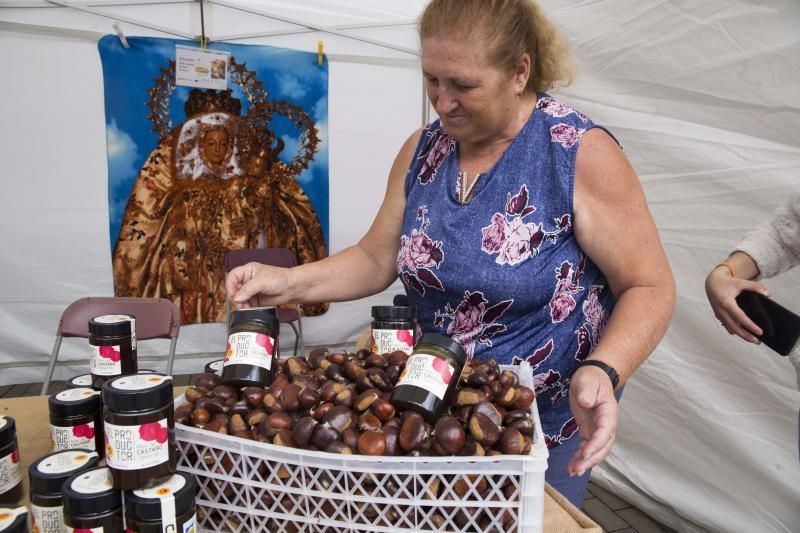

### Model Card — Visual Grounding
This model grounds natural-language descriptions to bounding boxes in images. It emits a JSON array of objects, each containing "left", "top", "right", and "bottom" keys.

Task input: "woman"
[{"left": 226, "top": 0, "right": 675, "bottom": 505}]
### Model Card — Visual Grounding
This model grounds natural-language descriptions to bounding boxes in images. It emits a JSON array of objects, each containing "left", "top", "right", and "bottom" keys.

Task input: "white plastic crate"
[{"left": 175, "top": 362, "right": 548, "bottom": 532}]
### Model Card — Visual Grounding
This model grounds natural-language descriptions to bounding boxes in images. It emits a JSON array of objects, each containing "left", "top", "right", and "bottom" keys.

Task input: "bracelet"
[
  {"left": 716, "top": 261, "right": 736, "bottom": 278},
  {"left": 575, "top": 360, "right": 619, "bottom": 390}
]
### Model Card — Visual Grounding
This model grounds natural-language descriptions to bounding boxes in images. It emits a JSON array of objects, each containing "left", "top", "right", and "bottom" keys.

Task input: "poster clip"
[
  {"left": 317, "top": 41, "right": 324, "bottom": 66},
  {"left": 112, "top": 22, "right": 130, "bottom": 49}
]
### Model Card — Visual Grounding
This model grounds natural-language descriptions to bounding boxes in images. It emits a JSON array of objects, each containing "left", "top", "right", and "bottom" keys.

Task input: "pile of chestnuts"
[{"left": 177, "top": 348, "right": 536, "bottom": 458}]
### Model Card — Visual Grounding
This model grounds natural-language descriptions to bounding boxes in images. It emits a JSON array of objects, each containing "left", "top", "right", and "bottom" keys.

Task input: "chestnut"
[
  {"left": 310, "top": 402, "right": 334, "bottom": 422},
  {"left": 333, "top": 388, "right": 355, "bottom": 408},
  {"left": 370, "top": 398, "right": 396, "bottom": 422},
  {"left": 292, "top": 416, "right": 317, "bottom": 447},
  {"left": 265, "top": 412, "right": 293, "bottom": 431},
  {"left": 273, "top": 429, "right": 295, "bottom": 448},
  {"left": 354, "top": 389, "right": 380, "bottom": 412},
  {"left": 499, "top": 369, "right": 519, "bottom": 388},
  {"left": 184, "top": 386, "right": 209, "bottom": 403},
  {"left": 193, "top": 372, "right": 221, "bottom": 390},
  {"left": 323, "top": 405, "right": 353, "bottom": 433},
  {"left": 357, "top": 430, "right": 387, "bottom": 456},
  {"left": 247, "top": 409, "right": 267, "bottom": 427},
  {"left": 358, "top": 412, "right": 382, "bottom": 432},
  {"left": 190, "top": 408, "right": 210, "bottom": 426},
  {"left": 455, "top": 388, "right": 487, "bottom": 406},
  {"left": 432, "top": 416, "right": 466, "bottom": 455},
  {"left": 204, "top": 418, "right": 228, "bottom": 434},
  {"left": 326, "top": 363, "right": 346, "bottom": 383},
  {"left": 262, "top": 393, "right": 284, "bottom": 413},
  {"left": 343, "top": 360, "right": 366, "bottom": 382},
  {"left": 515, "top": 386, "right": 535, "bottom": 410},
  {"left": 365, "top": 353, "right": 387, "bottom": 368},
  {"left": 298, "top": 387, "right": 321, "bottom": 409},
  {"left": 497, "top": 427, "right": 526, "bottom": 455},
  {"left": 495, "top": 385, "right": 519, "bottom": 408},
  {"left": 285, "top": 356, "right": 310, "bottom": 377},
  {"left": 468, "top": 413, "right": 501, "bottom": 448},
  {"left": 241, "top": 386, "right": 266, "bottom": 408},
  {"left": 229, "top": 401, "right": 250, "bottom": 419},
  {"left": 329, "top": 352, "right": 348, "bottom": 366},
  {"left": 383, "top": 426, "right": 400, "bottom": 456},
  {"left": 341, "top": 427, "right": 360, "bottom": 450},
  {"left": 399, "top": 413, "right": 429, "bottom": 452},
  {"left": 282, "top": 383, "right": 301, "bottom": 411},
  {"left": 175, "top": 402, "right": 193, "bottom": 424},
  {"left": 211, "top": 384, "right": 238, "bottom": 404},
  {"left": 203, "top": 397, "right": 228, "bottom": 417},
  {"left": 228, "top": 414, "right": 248, "bottom": 434},
  {"left": 310, "top": 424, "right": 340, "bottom": 450},
  {"left": 269, "top": 374, "right": 289, "bottom": 397},
  {"left": 385, "top": 365, "right": 401, "bottom": 384},
  {"left": 467, "top": 372, "right": 490, "bottom": 387},
  {"left": 388, "top": 350, "right": 409, "bottom": 367},
  {"left": 307, "top": 347, "right": 329, "bottom": 367},
  {"left": 324, "top": 440, "right": 353, "bottom": 454},
  {"left": 508, "top": 418, "right": 535, "bottom": 437}
]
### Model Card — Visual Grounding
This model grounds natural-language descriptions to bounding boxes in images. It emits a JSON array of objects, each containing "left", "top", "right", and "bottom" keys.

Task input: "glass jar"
[
  {"left": 65, "top": 374, "right": 93, "bottom": 390},
  {"left": 29, "top": 449, "right": 100, "bottom": 533},
  {"left": 88, "top": 314, "right": 138, "bottom": 389},
  {"left": 62, "top": 467, "right": 123, "bottom": 532},
  {"left": 124, "top": 472, "right": 197, "bottom": 533},
  {"left": 204, "top": 359, "right": 224, "bottom": 376},
  {"left": 221, "top": 308, "right": 279, "bottom": 388},
  {"left": 0, "top": 417, "right": 22, "bottom": 506},
  {"left": 48, "top": 388, "right": 104, "bottom": 457},
  {"left": 0, "top": 507, "right": 27, "bottom": 533},
  {"left": 371, "top": 305, "right": 417, "bottom": 355},
  {"left": 389, "top": 333, "right": 467, "bottom": 423},
  {"left": 102, "top": 374, "right": 175, "bottom": 490}
]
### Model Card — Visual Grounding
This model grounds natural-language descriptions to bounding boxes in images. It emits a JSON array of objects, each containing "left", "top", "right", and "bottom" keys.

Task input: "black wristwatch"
[{"left": 575, "top": 360, "right": 619, "bottom": 390}]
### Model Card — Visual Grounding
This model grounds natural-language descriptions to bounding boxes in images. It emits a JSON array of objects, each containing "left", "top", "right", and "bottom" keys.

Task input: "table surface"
[{"left": 0, "top": 392, "right": 600, "bottom": 532}]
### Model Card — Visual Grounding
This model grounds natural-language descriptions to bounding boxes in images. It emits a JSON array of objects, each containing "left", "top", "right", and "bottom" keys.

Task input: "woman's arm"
[
  {"left": 567, "top": 128, "right": 676, "bottom": 475},
  {"left": 227, "top": 129, "right": 423, "bottom": 308},
  {"left": 705, "top": 251, "right": 768, "bottom": 342}
]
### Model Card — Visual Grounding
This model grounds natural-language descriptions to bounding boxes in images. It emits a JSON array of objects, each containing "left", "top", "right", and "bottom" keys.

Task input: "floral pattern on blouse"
[
  {"left": 396, "top": 206, "right": 445, "bottom": 296},
  {"left": 434, "top": 291, "right": 513, "bottom": 358},
  {"left": 575, "top": 285, "right": 609, "bottom": 361},
  {"left": 481, "top": 184, "right": 571, "bottom": 266},
  {"left": 537, "top": 95, "right": 589, "bottom": 122},
  {"left": 415, "top": 128, "right": 456, "bottom": 185}
]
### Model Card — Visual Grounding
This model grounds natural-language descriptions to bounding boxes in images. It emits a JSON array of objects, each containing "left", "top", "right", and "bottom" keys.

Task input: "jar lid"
[
  {"left": 88, "top": 314, "right": 133, "bottom": 337},
  {"left": 125, "top": 472, "right": 197, "bottom": 522},
  {"left": 204, "top": 359, "right": 224, "bottom": 375},
  {"left": 62, "top": 467, "right": 121, "bottom": 516},
  {"left": 29, "top": 450, "right": 99, "bottom": 496},
  {"left": 230, "top": 308, "right": 279, "bottom": 330},
  {"left": 138, "top": 369, "right": 158, "bottom": 373},
  {"left": 0, "top": 417, "right": 16, "bottom": 448},
  {"left": 371, "top": 305, "right": 417, "bottom": 320},
  {"left": 416, "top": 333, "right": 468, "bottom": 367},
  {"left": 102, "top": 374, "right": 173, "bottom": 412},
  {"left": 0, "top": 507, "right": 27, "bottom": 532},
  {"left": 66, "top": 374, "right": 93, "bottom": 389},
  {"left": 49, "top": 388, "right": 101, "bottom": 418}
]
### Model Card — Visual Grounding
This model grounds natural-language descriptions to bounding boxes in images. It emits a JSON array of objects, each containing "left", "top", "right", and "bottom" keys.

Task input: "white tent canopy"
[{"left": 1, "top": 1, "right": 798, "bottom": 531}]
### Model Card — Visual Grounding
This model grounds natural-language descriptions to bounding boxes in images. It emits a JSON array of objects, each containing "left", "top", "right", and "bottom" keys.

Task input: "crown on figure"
[{"left": 184, "top": 88, "right": 242, "bottom": 117}]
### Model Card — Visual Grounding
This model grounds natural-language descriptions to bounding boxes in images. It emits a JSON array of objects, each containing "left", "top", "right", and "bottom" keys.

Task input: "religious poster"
[{"left": 99, "top": 36, "right": 329, "bottom": 325}]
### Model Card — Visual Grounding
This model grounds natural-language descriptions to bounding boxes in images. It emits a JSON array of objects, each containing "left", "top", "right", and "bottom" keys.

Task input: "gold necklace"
[{"left": 459, "top": 171, "right": 481, "bottom": 204}]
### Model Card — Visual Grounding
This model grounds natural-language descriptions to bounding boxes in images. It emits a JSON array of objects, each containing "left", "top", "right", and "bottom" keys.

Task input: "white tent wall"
[{"left": 0, "top": 1, "right": 798, "bottom": 532}]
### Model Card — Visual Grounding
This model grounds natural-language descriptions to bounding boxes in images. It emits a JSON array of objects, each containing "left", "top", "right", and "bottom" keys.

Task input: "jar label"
[
  {"left": 69, "top": 374, "right": 93, "bottom": 387},
  {"left": 104, "top": 419, "right": 169, "bottom": 471},
  {"left": 38, "top": 450, "right": 98, "bottom": 474},
  {"left": 134, "top": 474, "right": 186, "bottom": 530},
  {"left": 0, "top": 417, "right": 7, "bottom": 431},
  {"left": 207, "top": 360, "right": 224, "bottom": 375},
  {"left": 0, "top": 447, "right": 21, "bottom": 494},
  {"left": 182, "top": 513, "right": 197, "bottom": 533},
  {"left": 65, "top": 527, "right": 103, "bottom": 533},
  {"left": 55, "top": 388, "right": 100, "bottom": 403},
  {"left": 94, "top": 315, "right": 136, "bottom": 351},
  {"left": 70, "top": 467, "right": 112, "bottom": 494},
  {"left": 31, "top": 504, "right": 64, "bottom": 533},
  {"left": 224, "top": 332, "right": 275, "bottom": 370},
  {"left": 89, "top": 344, "right": 122, "bottom": 376},
  {"left": 110, "top": 374, "right": 171, "bottom": 391},
  {"left": 0, "top": 507, "right": 25, "bottom": 529},
  {"left": 50, "top": 422, "right": 97, "bottom": 453},
  {"left": 371, "top": 328, "right": 415, "bottom": 355},
  {"left": 396, "top": 353, "right": 454, "bottom": 400}
]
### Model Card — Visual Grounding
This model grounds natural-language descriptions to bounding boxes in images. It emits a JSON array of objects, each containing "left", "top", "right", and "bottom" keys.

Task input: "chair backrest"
[
  {"left": 58, "top": 297, "right": 180, "bottom": 340},
  {"left": 224, "top": 248, "right": 298, "bottom": 273}
]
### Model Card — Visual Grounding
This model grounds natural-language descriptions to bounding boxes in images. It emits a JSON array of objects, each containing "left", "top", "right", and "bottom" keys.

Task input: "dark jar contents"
[
  {"left": 102, "top": 374, "right": 175, "bottom": 490},
  {"left": 204, "top": 359, "right": 224, "bottom": 376},
  {"left": 389, "top": 333, "right": 467, "bottom": 423},
  {"left": 48, "top": 388, "right": 104, "bottom": 457},
  {"left": 65, "top": 374, "right": 93, "bottom": 390},
  {"left": 88, "top": 314, "right": 138, "bottom": 389},
  {"left": 0, "top": 507, "right": 27, "bottom": 533},
  {"left": 29, "top": 449, "right": 100, "bottom": 533},
  {"left": 62, "top": 467, "right": 124, "bottom": 532},
  {"left": 221, "top": 308, "right": 279, "bottom": 388},
  {"left": 0, "top": 417, "right": 23, "bottom": 505},
  {"left": 371, "top": 305, "right": 417, "bottom": 355},
  {"left": 124, "top": 472, "right": 197, "bottom": 533}
]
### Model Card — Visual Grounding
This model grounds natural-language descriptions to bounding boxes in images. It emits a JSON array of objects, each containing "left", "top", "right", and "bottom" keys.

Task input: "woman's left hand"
[{"left": 566, "top": 364, "right": 619, "bottom": 477}]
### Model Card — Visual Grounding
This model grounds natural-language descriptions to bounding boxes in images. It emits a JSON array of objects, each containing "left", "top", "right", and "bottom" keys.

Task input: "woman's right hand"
[
  {"left": 226, "top": 262, "right": 293, "bottom": 309},
  {"left": 704, "top": 266, "right": 769, "bottom": 343}
]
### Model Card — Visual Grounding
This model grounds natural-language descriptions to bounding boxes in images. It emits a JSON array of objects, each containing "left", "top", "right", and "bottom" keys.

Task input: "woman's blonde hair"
[{"left": 419, "top": 0, "right": 574, "bottom": 92}]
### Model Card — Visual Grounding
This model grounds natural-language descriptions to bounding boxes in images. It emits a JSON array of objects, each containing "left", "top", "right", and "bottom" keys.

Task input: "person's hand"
[
  {"left": 704, "top": 266, "right": 769, "bottom": 343},
  {"left": 567, "top": 365, "right": 619, "bottom": 477},
  {"left": 225, "top": 262, "right": 292, "bottom": 309}
]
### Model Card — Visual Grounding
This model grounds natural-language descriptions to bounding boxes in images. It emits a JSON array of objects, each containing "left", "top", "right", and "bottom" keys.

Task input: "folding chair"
[
  {"left": 41, "top": 297, "right": 181, "bottom": 395},
  {"left": 224, "top": 248, "right": 304, "bottom": 357}
]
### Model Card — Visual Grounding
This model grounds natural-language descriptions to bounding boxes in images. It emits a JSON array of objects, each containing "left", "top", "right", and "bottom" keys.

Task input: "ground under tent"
[{"left": 0, "top": 0, "right": 798, "bottom": 531}]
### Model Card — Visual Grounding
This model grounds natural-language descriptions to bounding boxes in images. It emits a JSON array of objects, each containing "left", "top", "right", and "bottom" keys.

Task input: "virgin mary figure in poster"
[{"left": 99, "top": 36, "right": 329, "bottom": 324}]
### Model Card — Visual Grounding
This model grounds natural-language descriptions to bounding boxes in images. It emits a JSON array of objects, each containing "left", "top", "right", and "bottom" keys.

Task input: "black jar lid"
[
  {"left": 66, "top": 374, "right": 94, "bottom": 389},
  {"left": 62, "top": 467, "right": 121, "bottom": 516},
  {"left": 125, "top": 472, "right": 197, "bottom": 522},
  {"left": 372, "top": 305, "right": 417, "bottom": 320},
  {"left": 0, "top": 507, "right": 27, "bottom": 532},
  {"left": 416, "top": 333, "right": 468, "bottom": 367},
  {"left": 29, "top": 449, "right": 100, "bottom": 497},
  {"left": 102, "top": 374, "right": 173, "bottom": 412},
  {"left": 230, "top": 307, "right": 279, "bottom": 331},
  {"left": 0, "top": 417, "right": 16, "bottom": 448},
  {"left": 49, "top": 388, "right": 101, "bottom": 418},
  {"left": 88, "top": 314, "right": 133, "bottom": 337},
  {"left": 204, "top": 359, "right": 224, "bottom": 374}
]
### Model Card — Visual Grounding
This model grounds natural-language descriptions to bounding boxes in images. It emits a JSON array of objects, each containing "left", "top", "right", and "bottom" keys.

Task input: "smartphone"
[{"left": 735, "top": 291, "right": 800, "bottom": 356}]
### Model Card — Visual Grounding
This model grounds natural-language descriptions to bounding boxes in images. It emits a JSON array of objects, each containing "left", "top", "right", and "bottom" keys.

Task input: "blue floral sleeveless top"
[{"left": 397, "top": 94, "right": 616, "bottom": 447}]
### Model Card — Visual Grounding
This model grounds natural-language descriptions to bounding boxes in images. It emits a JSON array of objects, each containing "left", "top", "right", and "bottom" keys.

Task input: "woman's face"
[
  {"left": 421, "top": 33, "right": 521, "bottom": 144},
  {"left": 203, "top": 129, "right": 230, "bottom": 165}
]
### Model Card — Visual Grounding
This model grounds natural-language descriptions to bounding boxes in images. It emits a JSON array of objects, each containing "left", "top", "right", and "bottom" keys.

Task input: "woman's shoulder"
[{"left": 535, "top": 93, "right": 593, "bottom": 129}]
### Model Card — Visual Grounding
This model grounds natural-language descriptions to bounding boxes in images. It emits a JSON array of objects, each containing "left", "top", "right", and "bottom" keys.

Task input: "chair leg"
[
  {"left": 288, "top": 323, "right": 300, "bottom": 357},
  {"left": 166, "top": 336, "right": 178, "bottom": 376},
  {"left": 41, "top": 336, "right": 63, "bottom": 396},
  {"left": 295, "top": 304, "right": 304, "bottom": 357}
]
